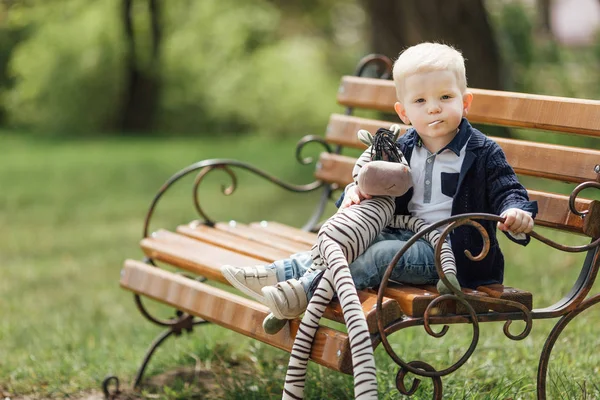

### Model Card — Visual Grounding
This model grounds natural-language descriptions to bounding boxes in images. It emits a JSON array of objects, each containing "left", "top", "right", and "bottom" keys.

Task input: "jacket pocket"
[{"left": 441, "top": 172, "right": 459, "bottom": 198}]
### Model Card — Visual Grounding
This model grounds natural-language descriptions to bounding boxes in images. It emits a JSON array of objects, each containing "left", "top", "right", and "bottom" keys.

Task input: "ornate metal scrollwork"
[
  {"left": 569, "top": 181, "right": 600, "bottom": 218},
  {"left": 102, "top": 375, "right": 120, "bottom": 399},
  {"left": 143, "top": 158, "right": 325, "bottom": 236},
  {"left": 295, "top": 135, "right": 333, "bottom": 165},
  {"left": 396, "top": 361, "right": 443, "bottom": 399},
  {"left": 376, "top": 192, "right": 600, "bottom": 394},
  {"left": 376, "top": 215, "right": 507, "bottom": 379},
  {"left": 435, "top": 217, "right": 534, "bottom": 340},
  {"left": 353, "top": 53, "right": 393, "bottom": 79},
  {"left": 136, "top": 137, "right": 333, "bottom": 327}
]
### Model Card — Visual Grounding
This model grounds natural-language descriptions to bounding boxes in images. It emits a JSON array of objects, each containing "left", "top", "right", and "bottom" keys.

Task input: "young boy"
[{"left": 221, "top": 42, "right": 537, "bottom": 332}]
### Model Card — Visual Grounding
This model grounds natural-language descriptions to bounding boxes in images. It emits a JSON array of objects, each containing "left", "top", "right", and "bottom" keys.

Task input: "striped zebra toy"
[{"left": 281, "top": 126, "right": 458, "bottom": 399}]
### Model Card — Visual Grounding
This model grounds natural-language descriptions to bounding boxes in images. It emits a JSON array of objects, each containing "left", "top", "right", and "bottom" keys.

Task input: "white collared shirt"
[{"left": 408, "top": 133, "right": 469, "bottom": 226}]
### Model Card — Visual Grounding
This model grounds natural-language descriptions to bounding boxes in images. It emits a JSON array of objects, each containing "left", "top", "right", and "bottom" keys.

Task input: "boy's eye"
[
  {"left": 415, "top": 98, "right": 425, "bottom": 103},
  {"left": 441, "top": 95, "right": 451, "bottom": 100}
]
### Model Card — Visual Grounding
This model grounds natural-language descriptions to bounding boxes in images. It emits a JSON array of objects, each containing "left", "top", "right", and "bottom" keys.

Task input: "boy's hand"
[
  {"left": 339, "top": 185, "right": 372, "bottom": 210},
  {"left": 498, "top": 208, "right": 534, "bottom": 234}
]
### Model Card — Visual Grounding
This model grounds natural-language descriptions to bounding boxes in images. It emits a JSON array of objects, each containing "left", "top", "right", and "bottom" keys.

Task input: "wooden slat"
[
  {"left": 528, "top": 190, "right": 590, "bottom": 232},
  {"left": 177, "top": 223, "right": 292, "bottom": 262},
  {"left": 141, "top": 229, "right": 261, "bottom": 283},
  {"left": 326, "top": 290, "right": 402, "bottom": 334},
  {"left": 378, "top": 284, "right": 493, "bottom": 317},
  {"left": 141, "top": 229, "right": 401, "bottom": 332},
  {"left": 421, "top": 285, "right": 491, "bottom": 315},
  {"left": 456, "top": 288, "right": 491, "bottom": 315},
  {"left": 314, "top": 153, "right": 354, "bottom": 187},
  {"left": 583, "top": 201, "right": 600, "bottom": 238},
  {"left": 376, "top": 284, "right": 437, "bottom": 317},
  {"left": 337, "top": 76, "right": 600, "bottom": 137},
  {"left": 325, "top": 114, "right": 409, "bottom": 148},
  {"left": 121, "top": 260, "right": 353, "bottom": 374},
  {"left": 476, "top": 284, "right": 533, "bottom": 312},
  {"left": 315, "top": 152, "right": 591, "bottom": 233},
  {"left": 497, "top": 138, "right": 600, "bottom": 184},
  {"left": 249, "top": 221, "right": 318, "bottom": 246},
  {"left": 325, "top": 113, "right": 600, "bottom": 183},
  {"left": 215, "top": 222, "right": 311, "bottom": 254}
]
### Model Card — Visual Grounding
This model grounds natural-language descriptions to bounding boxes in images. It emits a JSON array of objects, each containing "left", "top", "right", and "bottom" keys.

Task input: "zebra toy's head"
[
  {"left": 358, "top": 125, "right": 408, "bottom": 165},
  {"left": 355, "top": 125, "right": 412, "bottom": 197}
]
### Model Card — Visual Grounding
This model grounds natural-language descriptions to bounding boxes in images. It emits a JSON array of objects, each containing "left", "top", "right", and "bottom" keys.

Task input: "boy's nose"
[{"left": 428, "top": 103, "right": 441, "bottom": 114}]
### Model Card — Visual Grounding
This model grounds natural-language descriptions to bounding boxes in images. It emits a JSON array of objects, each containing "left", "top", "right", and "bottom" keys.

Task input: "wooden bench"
[{"left": 109, "top": 55, "right": 600, "bottom": 399}]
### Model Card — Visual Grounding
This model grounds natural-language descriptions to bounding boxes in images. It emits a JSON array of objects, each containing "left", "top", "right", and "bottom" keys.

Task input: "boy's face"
[{"left": 394, "top": 70, "right": 473, "bottom": 150}]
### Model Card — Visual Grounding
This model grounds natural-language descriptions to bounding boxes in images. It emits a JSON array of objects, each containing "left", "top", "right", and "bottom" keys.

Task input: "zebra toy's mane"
[
  {"left": 281, "top": 126, "right": 458, "bottom": 400},
  {"left": 369, "top": 127, "right": 403, "bottom": 162}
]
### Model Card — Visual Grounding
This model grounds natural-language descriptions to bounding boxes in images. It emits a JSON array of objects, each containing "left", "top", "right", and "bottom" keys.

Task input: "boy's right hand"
[{"left": 339, "top": 184, "right": 372, "bottom": 210}]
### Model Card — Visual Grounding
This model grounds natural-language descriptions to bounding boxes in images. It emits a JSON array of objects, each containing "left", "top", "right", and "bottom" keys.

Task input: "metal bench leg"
[
  {"left": 537, "top": 293, "right": 600, "bottom": 400},
  {"left": 132, "top": 314, "right": 209, "bottom": 388},
  {"left": 102, "top": 289, "right": 211, "bottom": 399},
  {"left": 102, "top": 314, "right": 210, "bottom": 398}
]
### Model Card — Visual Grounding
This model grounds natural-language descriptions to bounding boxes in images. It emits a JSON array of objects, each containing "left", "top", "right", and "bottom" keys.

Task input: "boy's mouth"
[{"left": 428, "top": 120, "right": 442, "bottom": 127}]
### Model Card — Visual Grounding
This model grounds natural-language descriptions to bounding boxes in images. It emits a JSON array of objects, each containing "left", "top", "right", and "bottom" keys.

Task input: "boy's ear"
[
  {"left": 394, "top": 102, "right": 410, "bottom": 125},
  {"left": 462, "top": 92, "right": 474, "bottom": 116}
]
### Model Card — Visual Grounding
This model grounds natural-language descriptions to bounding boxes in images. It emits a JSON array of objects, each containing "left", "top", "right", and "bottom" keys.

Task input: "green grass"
[{"left": 1, "top": 131, "right": 599, "bottom": 399}]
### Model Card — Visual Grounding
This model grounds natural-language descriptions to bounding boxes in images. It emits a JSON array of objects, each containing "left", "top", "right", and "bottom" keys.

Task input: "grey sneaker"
[
  {"left": 220, "top": 265, "right": 278, "bottom": 303},
  {"left": 262, "top": 313, "right": 288, "bottom": 335},
  {"left": 436, "top": 273, "right": 461, "bottom": 295},
  {"left": 261, "top": 279, "right": 308, "bottom": 320}
]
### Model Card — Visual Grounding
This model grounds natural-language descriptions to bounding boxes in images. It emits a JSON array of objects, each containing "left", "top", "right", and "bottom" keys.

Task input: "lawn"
[{"left": 1, "top": 131, "right": 599, "bottom": 399}]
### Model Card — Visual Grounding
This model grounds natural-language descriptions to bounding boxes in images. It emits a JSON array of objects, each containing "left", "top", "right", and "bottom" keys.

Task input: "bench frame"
[{"left": 103, "top": 55, "right": 600, "bottom": 399}]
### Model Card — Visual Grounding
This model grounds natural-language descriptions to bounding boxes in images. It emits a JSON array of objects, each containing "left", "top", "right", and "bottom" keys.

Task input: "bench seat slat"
[
  {"left": 315, "top": 152, "right": 591, "bottom": 234},
  {"left": 326, "top": 114, "right": 600, "bottom": 183},
  {"left": 172, "top": 222, "right": 532, "bottom": 319},
  {"left": 248, "top": 221, "right": 318, "bottom": 246},
  {"left": 215, "top": 222, "right": 310, "bottom": 254},
  {"left": 120, "top": 259, "right": 354, "bottom": 374},
  {"left": 141, "top": 228, "right": 402, "bottom": 332},
  {"left": 476, "top": 284, "right": 533, "bottom": 312},
  {"left": 337, "top": 76, "right": 600, "bottom": 137},
  {"left": 420, "top": 285, "right": 492, "bottom": 315},
  {"left": 377, "top": 284, "right": 491, "bottom": 317},
  {"left": 177, "top": 223, "right": 292, "bottom": 262},
  {"left": 141, "top": 229, "right": 262, "bottom": 283},
  {"left": 141, "top": 227, "right": 534, "bottom": 320},
  {"left": 377, "top": 283, "right": 532, "bottom": 317},
  {"left": 371, "top": 284, "right": 437, "bottom": 317}
]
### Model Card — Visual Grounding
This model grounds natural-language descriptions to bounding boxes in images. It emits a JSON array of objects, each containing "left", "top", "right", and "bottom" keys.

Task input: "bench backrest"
[{"left": 313, "top": 75, "right": 600, "bottom": 237}]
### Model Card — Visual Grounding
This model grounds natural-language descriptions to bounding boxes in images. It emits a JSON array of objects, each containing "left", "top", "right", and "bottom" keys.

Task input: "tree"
[
  {"left": 361, "top": 0, "right": 504, "bottom": 91},
  {"left": 120, "top": 0, "right": 162, "bottom": 132},
  {"left": 536, "top": 0, "right": 553, "bottom": 38}
]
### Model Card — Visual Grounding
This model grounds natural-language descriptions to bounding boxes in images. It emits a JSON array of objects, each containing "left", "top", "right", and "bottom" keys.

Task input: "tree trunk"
[
  {"left": 119, "top": 0, "right": 162, "bottom": 132},
  {"left": 361, "top": 0, "right": 504, "bottom": 91},
  {"left": 536, "top": 0, "right": 553, "bottom": 38}
]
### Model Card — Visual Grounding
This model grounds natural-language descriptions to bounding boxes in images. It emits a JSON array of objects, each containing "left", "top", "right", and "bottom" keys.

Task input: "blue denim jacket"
[{"left": 336, "top": 118, "right": 538, "bottom": 288}]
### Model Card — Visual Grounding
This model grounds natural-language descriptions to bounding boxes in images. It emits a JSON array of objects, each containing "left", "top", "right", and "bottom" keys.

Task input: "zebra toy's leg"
[
  {"left": 282, "top": 255, "right": 378, "bottom": 400},
  {"left": 325, "top": 245, "right": 378, "bottom": 399},
  {"left": 282, "top": 197, "right": 394, "bottom": 399},
  {"left": 282, "top": 268, "right": 335, "bottom": 400}
]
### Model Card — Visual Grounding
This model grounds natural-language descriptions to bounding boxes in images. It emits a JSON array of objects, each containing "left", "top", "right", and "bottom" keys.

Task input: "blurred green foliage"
[
  {"left": 489, "top": 0, "right": 600, "bottom": 100},
  {"left": 0, "top": 0, "right": 364, "bottom": 137},
  {"left": 0, "top": 0, "right": 597, "bottom": 137},
  {"left": 158, "top": 0, "right": 343, "bottom": 136},
  {"left": 2, "top": 0, "right": 125, "bottom": 134}
]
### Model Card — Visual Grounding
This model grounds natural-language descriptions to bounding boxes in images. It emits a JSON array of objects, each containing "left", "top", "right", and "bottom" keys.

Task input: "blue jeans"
[{"left": 268, "top": 228, "right": 439, "bottom": 300}]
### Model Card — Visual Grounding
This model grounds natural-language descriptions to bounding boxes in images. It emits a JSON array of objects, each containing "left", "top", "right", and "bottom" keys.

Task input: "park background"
[{"left": 1, "top": 0, "right": 600, "bottom": 398}]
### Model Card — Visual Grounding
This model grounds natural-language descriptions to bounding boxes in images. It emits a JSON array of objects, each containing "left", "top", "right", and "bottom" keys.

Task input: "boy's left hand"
[{"left": 498, "top": 208, "right": 534, "bottom": 234}]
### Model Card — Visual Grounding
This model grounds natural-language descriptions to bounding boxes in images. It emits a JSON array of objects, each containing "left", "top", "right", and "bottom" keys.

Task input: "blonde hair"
[{"left": 392, "top": 42, "right": 467, "bottom": 100}]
